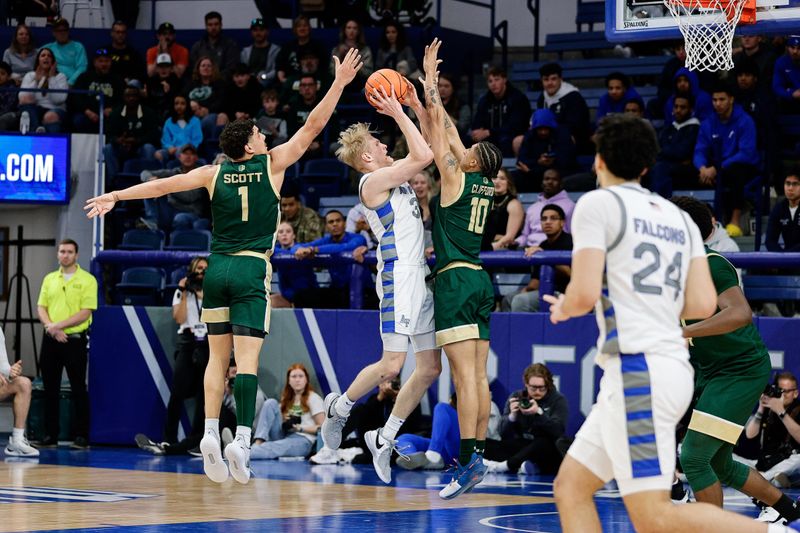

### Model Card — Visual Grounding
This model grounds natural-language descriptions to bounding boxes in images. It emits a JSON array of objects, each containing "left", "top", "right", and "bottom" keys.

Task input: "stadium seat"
[
  {"left": 118, "top": 229, "right": 165, "bottom": 251},
  {"left": 493, "top": 273, "right": 530, "bottom": 297},
  {"left": 743, "top": 275, "right": 800, "bottom": 302},
  {"left": 319, "top": 195, "right": 359, "bottom": 215},
  {"left": 165, "top": 230, "right": 212, "bottom": 251},
  {"left": 163, "top": 266, "right": 188, "bottom": 304},
  {"left": 116, "top": 267, "right": 165, "bottom": 306}
]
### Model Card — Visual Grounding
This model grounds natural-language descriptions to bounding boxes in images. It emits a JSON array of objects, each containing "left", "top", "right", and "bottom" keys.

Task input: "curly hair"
[
  {"left": 219, "top": 119, "right": 255, "bottom": 160},
  {"left": 670, "top": 195, "right": 714, "bottom": 241},
  {"left": 279, "top": 364, "right": 313, "bottom": 414},
  {"left": 594, "top": 114, "right": 658, "bottom": 181},
  {"left": 335, "top": 122, "right": 376, "bottom": 170}
]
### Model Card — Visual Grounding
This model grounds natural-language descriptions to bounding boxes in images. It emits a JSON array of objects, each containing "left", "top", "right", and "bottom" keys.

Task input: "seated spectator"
[
  {"left": 330, "top": 18, "right": 374, "bottom": 101},
  {"left": 515, "top": 108, "right": 575, "bottom": 192},
  {"left": 271, "top": 221, "right": 319, "bottom": 308},
  {"left": 156, "top": 95, "right": 203, "bottom": 163},
  {"left": 0, "top": 327, "right": 39, "bottom": 457},
  {"left": 0, "top": 62, "right": 19, "bottom": 131},
  {"left": 104, "top": 81, "right": 159, "bottom": 181},
  {"left": 693, "top": 84, "right": 759, "bottom": 237},
  {"left": 280, "top": 49, "right": 332, "bottom": 105},
  {"left": 18, "top": 48, "right": 68, "bottom": 133},
  {"left": 772, "top": 34, "right": 800, "bottom": 113},
  {"left": 484, "top": 363, "right": 568, "bottom": 475},
  {"left": 472, "top": 65, "right": 531, "bottom": 158},
  {"left": 503, "top": 204, "right": 573, "bottom": 312},
  {"left": 106, "top": 20, "right": 145, "bottom": 84},
  {"left": 438, "top": 72, "right": 471, "bottom": 144},
  {"left": 516, "top": 169, "right": 575, "bottom": 248},
  {"left": 665, "top": 67, "right": 713, "bottom": 122},
  {"left": 482, "top": 169, "right": 524, "bottom": 251},
  {"left": 189, "top": 11, "right": 240, "bottom": 78},
  {"left": 766, "top": 171, "right": 800, "bottom": 253},
  {"left": 163, "top": 257, "right": 208, "bottom": 444},
  {"left": 185, "top": 56, "right": 229, "bottom": 140},
  {"left": 145, "top": 53, "right": 182, "bottom": 122},
  {"left": 536, "top": 62, "right": 591, "bottom": 153},
  {"left": 345, "top": 202, "right": 378, "bottom": 250},
  {"left": 733, "top": 35, "right": 776, "bottom": 91},
  {"left": 224, "top": 64, "right": 262, "bottom": 122},
  {"left": 140, "top": 144, "right": 209, "bottom": 231},
  {"left": 293, "top": 210, "right": 367, "bottom": 309},
  {"left": 734, "top": 57, "right": 775, "bottom": 151},
  {"left": 653, "top": 41, "right": 687, "bottom": 120},
  {"left": 651, "top": 95, "right": 701, "bottom": 198},
  {"left": 41, "top": 18, "right": 87, "bottom": 86},
  {"left": 276, "top": 15, "right": 327, "bottom": 85},
  {"left": 255, "top": 90, "right": 288, "bottom": 147},
  {"left": 707, "top": 213, "right": 741, "bottom": 253},
  {"left": 251, "top": 364, "right": 324, "bottom": 460},
  {"left": 410, "top": 171, "right": 435, "bottom": 232},
  {"left": 2, "top": 24, "right": 36, "bottom": 84},
  {"left": 396, "top": 392, "right": 459, "bottom": 470},
  {"left": 70, "top": 48, "right": 124, "bottom": 133},
  {"left": 623, "top": 97, "right": 647, "bottom": 119},
  {"left": 596, "top": 71, "right": 641, "bottom": 124},
  {"left": 241, "top": 18, "right": 280, "bottom": 87},
  {"left": 285, "top": 73, "right": 334, "bottom": 160},
  {"left": 146, "top": 22, "right": 189, "bottom": 79},
  {"left": 745, "top": 372, "right": 800, "bottom": 487},
  {"left": 280, "top": 187, "right": 324, "bottom": 243},
  {"left": 376, "top": 20, "right": 420, "bottom": 80}
]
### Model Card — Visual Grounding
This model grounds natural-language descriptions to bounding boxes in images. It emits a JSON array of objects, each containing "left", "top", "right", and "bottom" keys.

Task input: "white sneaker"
[
  {"left": 310, "top": 446, "right": 338, "bottom": 465},
  {"left": 321, "top": 393, "right": 348, "bottom": 450},
  {"left": 483, "top": 459, "right": 508, "bottom": 473},
  {"left": 336, "top": 447, "right": 363, "bottom": 465},
  {"left": 200, "top": 431, "right": 229, "bottom": 483},
  {"left": 4, "top": 436, "right": 39, "bottom": 457},
  {"left": 756, "top": 506, "right": 786, "bottom": 524},
  {"left": 365, "top": 428, "right": 395, "bottom": 484},
  {"left": 221, "top": 427, "right": 234, "bottom": 449},
  {"left": 224, "top": 435, "right": 251, "bottom": 484}
]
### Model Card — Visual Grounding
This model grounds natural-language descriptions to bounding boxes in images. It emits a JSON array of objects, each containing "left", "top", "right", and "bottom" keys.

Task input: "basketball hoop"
[{"left": 664, "top": 0, "right": 756, "bottom": 72}]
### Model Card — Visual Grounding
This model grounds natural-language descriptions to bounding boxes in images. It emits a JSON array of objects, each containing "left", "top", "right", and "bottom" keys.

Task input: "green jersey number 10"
[{"left": 468, "top": 197, "right": 490, "bottom": 234}]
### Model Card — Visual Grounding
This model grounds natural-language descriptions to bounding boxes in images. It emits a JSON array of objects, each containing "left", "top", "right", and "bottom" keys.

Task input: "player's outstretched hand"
[
  {"left": 84, "top": 192, "right": 117, "bottom": 218},
  {"left": 402, "top": 76, "right": 422, "bottom": 109},
  {"left": 371, "top": 85, "right": 403, "bottom": 118},
  {"left": 332, "top": 47, "right": 363, "bottom": 87},
  {"left": 421, "top": 38, "right": 442, "bottom": 85},
  {"left": 543, "top": 293, "right": 569, "bottom": 324}
]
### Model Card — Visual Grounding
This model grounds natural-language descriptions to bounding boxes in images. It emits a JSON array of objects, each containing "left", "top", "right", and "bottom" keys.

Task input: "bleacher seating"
[
  {"left": 543, "top": 31, "right": 613, "bottom": 58},
  {"left": 493, "top": 273, "right": 530, "bottom": 297},
  {"left": 165, "top": 230, "right": 212, "bottom": 252},
  {"left": 118, "top": 229, "right": 165, "bottom": 251},
  {"left": 116, "top": 267, "right": 165, "bottom": 306},
  {"left": 511, "top": 56, "right": 671, "bottom": 88},
  {"left": 319, "top": 195, "right": 359, "bottom": 215},
  {"left": 743, "top": 275, "right": 800, "bottom": 302}
]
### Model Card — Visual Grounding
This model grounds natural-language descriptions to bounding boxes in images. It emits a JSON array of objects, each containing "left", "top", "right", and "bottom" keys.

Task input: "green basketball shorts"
[{"left": 433, "top": 263, "right": 493, "bottom": 347}]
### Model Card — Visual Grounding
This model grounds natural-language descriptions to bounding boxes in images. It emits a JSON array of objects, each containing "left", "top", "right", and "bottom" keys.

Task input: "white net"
[{"left": 664, "top": 0, "right": 748, "bottom": 72}]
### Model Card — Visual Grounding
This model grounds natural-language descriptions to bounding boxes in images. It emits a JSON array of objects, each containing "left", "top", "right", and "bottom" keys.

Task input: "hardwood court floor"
[{"left": 0, "top": 446, "right": 778, "bottom": 532}]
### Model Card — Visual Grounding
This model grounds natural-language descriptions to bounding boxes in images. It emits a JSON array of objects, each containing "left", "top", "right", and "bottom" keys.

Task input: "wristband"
[
  {"left": 780, "top": 410, "right": 788, "bottom": 420},
  {"left": 754, "top": 412, "right": 763, "bottom": 420}
]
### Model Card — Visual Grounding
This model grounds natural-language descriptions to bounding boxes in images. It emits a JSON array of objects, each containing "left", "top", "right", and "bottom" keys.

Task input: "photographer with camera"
[
  {"left": 163, "top": 257, "right": 209, "bottom": 444},
  {"left": 745, "top": 372, "right": 800, "bottom": 489},
  {"left": 483, "top": 363, "right": 568, "bottom": 475}
]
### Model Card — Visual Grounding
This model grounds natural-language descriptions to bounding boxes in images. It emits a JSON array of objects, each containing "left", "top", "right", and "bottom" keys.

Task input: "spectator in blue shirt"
[
  {"left": 766, "top": 171, "right": 800, "bottom": 253},
  {"left": 156, "top": 95, "right": 203, "bottom": 163},
  {"left": 651, "top": 95, "right": 701, "bottom": 198},
  {"left": 772, "top": 34, "right": 800, "bottom": 113},
  {"left": 665, "top": 67, "right": 713, "bottom": 123},
  {"left": 42, "top": 18, "right": 87, "bottom": 86},
  {"left": 271, "top": 221, "right": 318, "bottom": 308},
  {"left": 293, "top": 210, "right": 367, "bottom": 309},
  {"left": 693, "top": 84, "right": 759, "bottom": 237},
  {"left": 596, "top": 71, "right": 641, "bottom": 125},
  {"left": 515, "top": 108, "right": 575, "bottom": 193}
]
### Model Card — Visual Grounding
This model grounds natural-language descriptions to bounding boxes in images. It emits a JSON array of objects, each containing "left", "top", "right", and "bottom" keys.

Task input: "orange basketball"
[{"left": 365, "top": 68, "right": 411, "bottom": 107}]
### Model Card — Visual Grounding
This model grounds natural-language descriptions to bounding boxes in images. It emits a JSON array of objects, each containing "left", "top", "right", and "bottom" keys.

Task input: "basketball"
[{"left": 365, "top": 68, "right": 410, "bottom": 107}]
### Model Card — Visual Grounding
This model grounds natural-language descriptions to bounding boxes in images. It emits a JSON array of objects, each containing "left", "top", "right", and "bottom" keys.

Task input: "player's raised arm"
[
  {"left": 84, "top": 165, "right": 217, "bottom": 219},
  {"left": 269, "top": 48, "right": 363, "bottom": 180},
  {"left": 420, "top": 39, "right": 466, "bottom": 157}
]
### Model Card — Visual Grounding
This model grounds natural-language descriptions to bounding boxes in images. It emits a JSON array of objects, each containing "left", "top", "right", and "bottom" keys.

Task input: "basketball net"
[{"left": 664, "top": 0, "right": 756, "bottom": 72}]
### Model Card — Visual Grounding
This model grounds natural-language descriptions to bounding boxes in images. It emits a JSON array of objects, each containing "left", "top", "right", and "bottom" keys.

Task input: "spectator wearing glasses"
[
  {"left": 284, "top": 73, "right": 332, "bottom": 160},
  {"left": 70, "top": 48, "right": 124, "bottom": 133},
  {"left": 766, "top": 170, "right": 800, "bottom": 253},
  {"left": 146, "top": 22, "right": 189, "bottom": 79},
  {"left": 105, "top": 20, "right": 145, "bottom": 84},
  {"left": 42, "top": 18, "right": 87, "bottom": 86},
  {"left": 189, "top": 11, "right": 240, "bottom": 79},
  {"left": 241, "top": 18, "right": 281, "bottom": 88}
]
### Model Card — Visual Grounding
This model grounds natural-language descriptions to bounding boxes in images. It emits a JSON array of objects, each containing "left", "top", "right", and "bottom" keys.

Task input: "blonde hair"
[{"left": 335, "top": 123, "right": 375, "bottom": 170}]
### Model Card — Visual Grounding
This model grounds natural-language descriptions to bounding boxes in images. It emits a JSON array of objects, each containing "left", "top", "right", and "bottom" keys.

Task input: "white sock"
[
  {"left": 236, "top": 426, "right": 252, "bottom": 446},
  {"left": 382, "top": 415, "right": 405, "bottom": 442},
  {"left": 11, "top": 428, "right": 24, "bottom": 441},
  {"left": 335, "top": 392, "right": 355, "bottom": 417},
  {"left": 768, "top": 524, "right": 789, "bottom": 533},
  {"left": 425, "top": 450, "right": 442, "bottom": 464},
  {"left": 204, "top": 419, "right": 219, "bottom": 438},
  {"left": 495, "top": 460, "right": 509, "bottom": 473}
]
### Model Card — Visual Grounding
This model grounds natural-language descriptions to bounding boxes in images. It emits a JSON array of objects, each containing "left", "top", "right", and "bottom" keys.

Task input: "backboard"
[{"left": 606, "top": 0, "right": 800, "bottom": 42}]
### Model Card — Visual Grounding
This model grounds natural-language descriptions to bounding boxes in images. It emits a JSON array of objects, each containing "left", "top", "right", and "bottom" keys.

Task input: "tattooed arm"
[
  {"left": 421, "top": 38, "right": 466, "bottom": 157},
  {"left": 428, "top": 102, "right": 463, "bottom": 205}
]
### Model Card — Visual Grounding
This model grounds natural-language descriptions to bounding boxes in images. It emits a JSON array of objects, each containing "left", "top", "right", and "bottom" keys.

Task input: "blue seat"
[
  {"left": 303, "top": 158, "right": 348, "bottom": 181},
  {"left": 575, "top": 0, "right": 605, "bottom": 31},
  {"left": 118, "top": 229, "right": 165, "bottom": 251},
  {"left": 743, "top": 276, "right": 800, "bottom": 301},
  {"left": 285, "top": 162, "right": 300, "bottom": 180},
  {"left": 163, "top": 266, "right": 188, "bottom": 305},
  {"left": 319, "top": 195, "right": 359, "bottom": 215},
  {"left": 165, "top": 230, "right": 212, "bottom": 251},
  {"left": 116, "top": 267, "right": 165, "bottom": 306},
  {"left": 493, "top": 273, "right": 530, "bottom": 297},
  {"left": 544, "top": 30, "right": 612, "bottom": 58}
]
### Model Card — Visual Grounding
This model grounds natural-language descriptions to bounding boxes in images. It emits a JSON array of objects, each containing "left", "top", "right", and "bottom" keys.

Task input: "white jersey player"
[
  {"left": 320, "top": 86, "right": 442, "bottom": 484},
  {"left": 545, "top": 115, "right": 790, "bottom": 533}
]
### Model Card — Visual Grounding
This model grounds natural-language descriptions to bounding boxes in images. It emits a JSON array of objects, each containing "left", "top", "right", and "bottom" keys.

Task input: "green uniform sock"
[
  {"left": 233, "top": 373, "right": 258, "bottom": 428},
  {"left": 459, "top": 438, "right": 476, "bottom": 466},
  {"left": 475, "top": 440, "right": 486, "bottom": 456}
]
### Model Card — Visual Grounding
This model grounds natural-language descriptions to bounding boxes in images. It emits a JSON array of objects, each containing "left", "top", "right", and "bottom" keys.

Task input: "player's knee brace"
[{"left": 681, "top": 432, "right": 721, "bottom": 492}]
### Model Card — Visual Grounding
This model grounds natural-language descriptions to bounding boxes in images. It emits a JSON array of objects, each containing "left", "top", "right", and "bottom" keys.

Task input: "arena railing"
[{"left": 90, "top": 249, "right": 800, "bottom": 309}]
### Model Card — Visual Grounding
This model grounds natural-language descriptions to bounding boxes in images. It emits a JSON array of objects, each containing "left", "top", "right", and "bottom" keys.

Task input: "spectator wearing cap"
[
  {"left": 42, "top": 18, "right": 87, "bottom": 86},
  {"left": 241, "top": 18, "right": 280, "bottom": 88},
  {"left": 765, "top": 169, "right": 800, "bottom": 253},
  {"left": 105, "top": 21, "right": 145, "bottom": 84},
  {"left": 156, "top": 94, "right": 202, "bottom": 163},
  {"left": 104, "top": 81, "right": 159, "bottom": 181},
  {"left": 773, "top": 35, "right": 800, "bottom": 113},
  {"left": 3, "top": 24, "right": 37, "bottom": 85},
  {"left": 184, "top": 56, "right": 229, "bottom": 140},
  {"left": 472, "top": 65, "right": 532, "bottom": 158},
  {"left": 69, "top": 47, "right": 124, "bottom": 133},
  {"left": 284, "top": 72, "right": 334, "bottom": 160},
  {"left": 140, "top": 144, "right": 210, "bottom": 231},
  {"left": 18, "top": 48, "right": 68, "bottom": 133},
  {"left": 0, "top": 61, "right": 18, "bottom": 131},
  {"left": 224, "top": 64, "right": 262, "bottom": 121},
  {"left": 146, "top": 23, "right": 189, "bottom": 79},
  {"left": 276, "top": 15, "right": 327, "bottom": 85},
  {"left": 536, "top": 62, "right": 591, "bottom": 153},
  {"left": 145, "top": 53, "right": 182, "bottom": 121},
  {"left": 189, "top": 11, "right": 240, "bottom": 79}
]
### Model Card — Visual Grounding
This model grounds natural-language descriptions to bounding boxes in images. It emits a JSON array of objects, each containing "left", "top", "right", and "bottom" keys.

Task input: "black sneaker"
[
  {"left": 70, "top": 437, "right": 90, "bottom": 450},
  {"left": 35, "top": 436, "right": 58, "bottom": 448},
  {"left": 670, "top": 479, "right": 689, "bottom": 504},
  {"left": 135, "top": 433, "right": 165, "bottom": 455},
  {"left": 188, "top": 446, "right": 202, "bottom": 457}
]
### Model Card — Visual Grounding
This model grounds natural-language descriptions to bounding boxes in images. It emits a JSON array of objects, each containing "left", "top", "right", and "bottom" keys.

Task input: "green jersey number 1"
[
  {"left": 238, "top": 186, "right": 249, "bottom": 222},
  {"left": 468, "top": 197, "right": 490, "bottom": 234}
]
